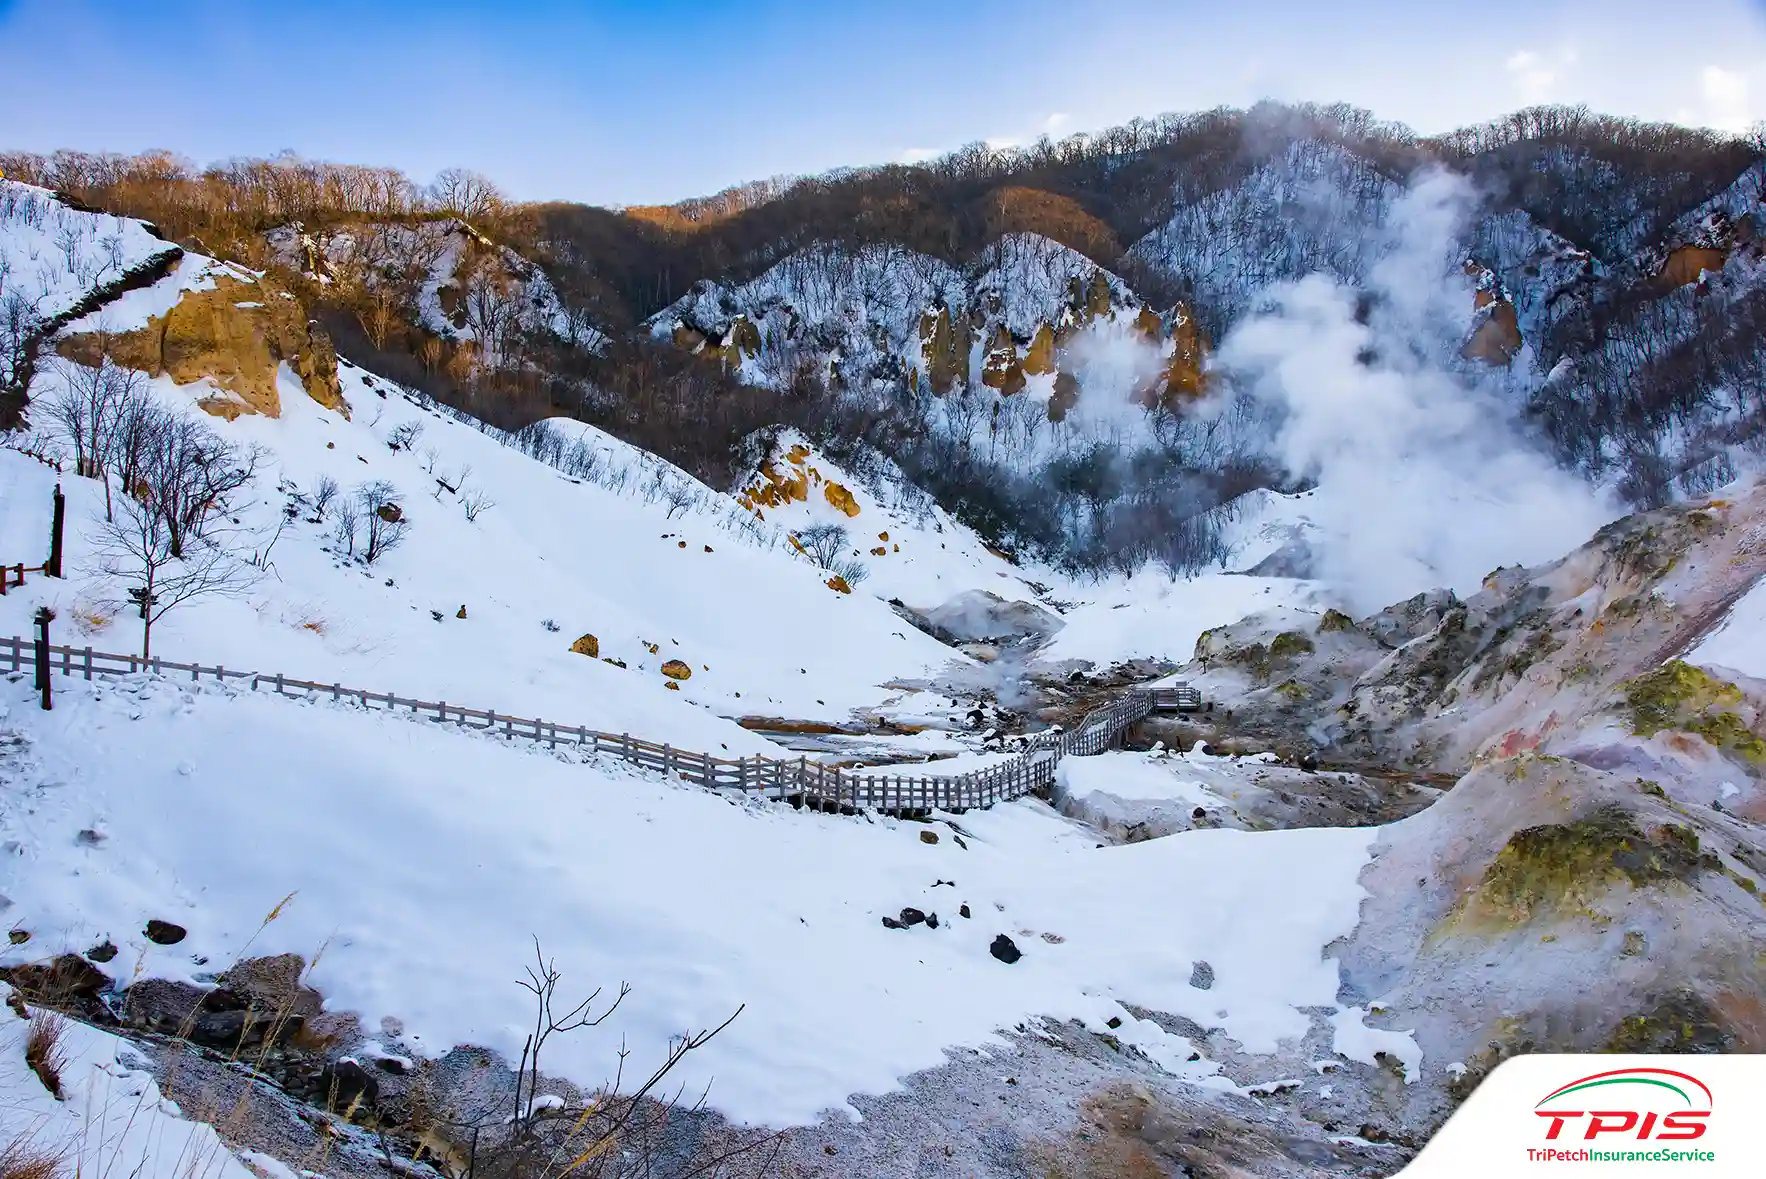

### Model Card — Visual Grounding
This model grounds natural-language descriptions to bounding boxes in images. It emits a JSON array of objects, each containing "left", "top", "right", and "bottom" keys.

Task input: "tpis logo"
[{"left": 1535, "top": 1067, "right": 1712, "bottom": 1141}]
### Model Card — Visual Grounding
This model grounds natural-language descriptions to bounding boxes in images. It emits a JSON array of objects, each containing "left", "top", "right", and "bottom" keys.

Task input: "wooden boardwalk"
[{"left": 2, "top": 637, "right": 1201, "bottom": 815}]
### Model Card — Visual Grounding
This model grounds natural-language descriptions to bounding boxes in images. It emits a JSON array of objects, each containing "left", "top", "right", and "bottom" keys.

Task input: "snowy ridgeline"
[{"left": 0, "top": 672, "right": 1418, "bottom": 1127}]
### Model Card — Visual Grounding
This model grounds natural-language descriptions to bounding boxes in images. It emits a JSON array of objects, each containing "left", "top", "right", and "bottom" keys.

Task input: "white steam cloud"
[{"left": 1213, "top": 168, "right": 1621, "bottom": 614}]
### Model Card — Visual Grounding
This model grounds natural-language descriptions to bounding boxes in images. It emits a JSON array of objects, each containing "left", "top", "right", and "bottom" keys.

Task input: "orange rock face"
[
  {"left": 59, "top": 273, "right": 346, "bottom": 420},
  {"left": 824, "top": 481, "right": 861, "bottom": 517},
  {"left": 1655, "top": 244, "right": 1728, "bottom": 291},
  {"left": 980, "top": 325, "right": 1026, "bottom": 396},
  {"left": 1021, "top": 324, "right": 1056, "bottom": 376}
]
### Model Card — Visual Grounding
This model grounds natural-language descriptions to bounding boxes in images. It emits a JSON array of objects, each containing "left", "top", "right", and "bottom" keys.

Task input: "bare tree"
[
  {"left": 460, "top": 486, "right": 496, "bottom": 522},
  {"left": 333, "top": 495, "right": 362, "bottom": 557},
  {"left": 0, "top": 291, "right": 42, "bottom": 401},
  {"left": 311, "top": 474, "right": 340, "bottom": 521},
  {"left": 426, "top": 168, "right": 504, "bottom": 223},
  {"left": 48, "top": 348, "right": 147, "bottom": 478},
  {"left": 137, "top": 416, "right": 264, "bottom": 557},
  {"left": 355, "top": 480, "right": 407, "bottom": 564},
  {"left": 793, "top": 522, "right": 849, "bottom": 569},
  {"left": 95, "top": 489, "right": 259, "bottom": 659},
  {"left": 387, "top": 420, "right": 424, "bottom": 452},
  {"left": 432, "top": 940, "right": 777, "bottom": 1179}
]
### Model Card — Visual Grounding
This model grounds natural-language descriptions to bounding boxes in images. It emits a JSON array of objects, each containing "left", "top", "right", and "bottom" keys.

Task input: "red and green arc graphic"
[{"left": 1537, "top": 1068, "right": 1713, "bottom": 1110}]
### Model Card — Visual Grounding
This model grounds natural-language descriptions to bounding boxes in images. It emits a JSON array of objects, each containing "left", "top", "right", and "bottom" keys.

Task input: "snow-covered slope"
[
  {"left": 732, "top": 429, "right": 1048, "bottom": 608},
  {"left": 0, "top": 182, "right": 175, "bottom": 320},
  {"left": 1126, "top": 140, "right": 1400, "bottom": 340},
  {"left": 1, "top": 233, "right": 987, "bottom": 747},
  {"left": 0, "top": 671, "right": 1398, "bottom": 1126}
]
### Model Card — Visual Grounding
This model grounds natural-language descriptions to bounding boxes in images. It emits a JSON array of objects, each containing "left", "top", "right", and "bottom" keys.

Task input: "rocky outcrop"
[
  {"left": 1021, "top": 323, "right": 1056, "bottom": 376},
  {"left": 1460, "top": 260, "right": 1523, "bottom": 366},
  {"left": 1654, "top": 244, "right": 1728, "bottom": 291},
  {"left": 917, "top": 303, "right": 971, "bottom": 395},
  {"left": 1157, "top": 303, "right": 1209, "bottom": 405},
  {"left": 921, "top": 590, "right": 1063, "bottom": 644},
  {"left": 979, "top": 324, "right": 1025, "bottom": 395},
  {"left": 823, "top": 481, "right": 861, "bottom": 517},
  {"left": 59, "top": 271, "right": 347, "bottom": 420}
]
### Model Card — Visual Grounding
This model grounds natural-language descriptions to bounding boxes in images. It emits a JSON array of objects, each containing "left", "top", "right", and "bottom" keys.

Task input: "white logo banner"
[{"left": 1399, "top": 1055, "right": 1766, "bottom": 1176}]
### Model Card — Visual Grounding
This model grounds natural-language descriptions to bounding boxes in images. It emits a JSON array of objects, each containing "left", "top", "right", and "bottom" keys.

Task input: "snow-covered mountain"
[{"left": 5, "top": 107, "right": 1766, "bottom": 1179}]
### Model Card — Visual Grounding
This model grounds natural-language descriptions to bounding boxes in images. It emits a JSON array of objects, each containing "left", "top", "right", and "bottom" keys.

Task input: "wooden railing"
[
  {"left": 0, "top": 564, "right": 45, "bottom": 595},
  {"left": 1, "top": 637, "right": 1196, "bottom": 814}
]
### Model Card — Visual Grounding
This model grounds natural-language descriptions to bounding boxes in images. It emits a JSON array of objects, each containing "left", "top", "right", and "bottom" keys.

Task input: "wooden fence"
[
  {"left": 0, "top": 564, "right": 45, "bottom": 595},
  {"left": 1, "top": 637, "right": 1199, "bottom": 815}
]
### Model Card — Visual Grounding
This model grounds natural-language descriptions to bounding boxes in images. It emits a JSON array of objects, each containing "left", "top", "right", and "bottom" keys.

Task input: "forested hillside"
[{"left": 6, "top": 101, "right": 1763, "bottom": 574}]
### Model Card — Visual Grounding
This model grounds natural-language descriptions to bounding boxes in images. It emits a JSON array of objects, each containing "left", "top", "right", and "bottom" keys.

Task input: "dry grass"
[
  {"left": 66, "top": 599, "right": 117, "bottom": 636},
  {"left": 24, "top": 1010, "right": 67, "bottom": 1099},
  {"left": 0, "top": 1133, "right": 64, "bottom": 1179}
]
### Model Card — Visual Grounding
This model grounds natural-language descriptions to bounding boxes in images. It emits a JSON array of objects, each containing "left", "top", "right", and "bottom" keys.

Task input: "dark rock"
[
  {"left": 221, "top": 954, "right": 323, "bottom": 1019},
  {"left": 121, "top": 980, "right": 295, "bottom": 1050},
  {"left": 318, "top": 1059, "right": 379, "bottom": 1116},
  {"left": 121, "top": 978, "right": 215, "bottom": 1032},
  {"left": 952, "top": 834, "right": 968, "bottom": 850},
  {"left": 919, "top": 830, "right": 939, "bottom": 844},
  {"left": 3, "top": 954, "right": 111, "bottom": 1000},
  {"left": 899, "top": 908, "right": 926, "bottom": 927},
  {"left": 881, "top": 916, "right": 902, "bottom": 930},
  {"left": 86, "top": 940, "right": 118, "bottom": 963},
  {"left": 926, "top": 913, "right": 940, "bottom": 929},
  {"left": 1298, "top": 754, "right": 1319, "bottom": 773},
  {"left": 1190, "top": 961, "right": 1216, "bottom": 990},
  {"left": 374, "top": 1054, "right": 410, "bottom": 1075},
  {"left": 1106, "top": 1016, "right": 1123, "bottom": 1029},
  {"left": 144, "top": 919, "right": 187, "bottom": 945},
  {"left": 1191, "top": 806, "right": 1207, "bottom": 820},
  {"left": 7, "top": 930, "right": 28, "bottom": 945},
  {"left": 989, "top": 934, "right": 1022, "bottom": 964},
  {"left": 189, "top": 1009, "right": 254, "bottom": 1050},
  {"left": 959, "top": 904, "right": 972, "bottom": 919}
]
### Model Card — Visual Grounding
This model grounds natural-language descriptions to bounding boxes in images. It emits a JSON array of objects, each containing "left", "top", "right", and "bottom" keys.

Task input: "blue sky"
[{"left": 3, "top": 0, "right": 1765, "bottom": 206}]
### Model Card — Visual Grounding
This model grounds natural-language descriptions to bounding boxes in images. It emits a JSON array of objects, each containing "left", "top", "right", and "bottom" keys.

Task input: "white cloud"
[
  {"left": 1505, "top": 46, "right": 1579, "bottom": 104},
  {"left": 1689, "top": 64, "right": 1755, "bottom": 132},
  {"left": 897, "top": 147, "right": 941, "bottom": 164}
]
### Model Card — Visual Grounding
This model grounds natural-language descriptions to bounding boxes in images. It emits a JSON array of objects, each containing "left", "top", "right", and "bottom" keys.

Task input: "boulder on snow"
[
  {"left": 144, "top": 919, "right": 187, "bottom": 945},
  {"left": 660, "top": 659, "right": 692, "bottom": 680},
  {"left": 921, "top": 590, "right": 1062, "bottom": 644},
  {"left": 899, "top": 907, "right": 927, "bottom": 927},
  {"left": 221, "top": 952, "right": 324, "bottom": 1020},
  {"left": 826, "top": 575, "right": 853, "bottom": 594},
  {"left": 2, "top": 954, "right": 111, "bottom": 1001},
  {"left": 989, "top": 934, "right": 1022, "bottom": 964},
  {"left": 570, "top": 634, "right": 600, "bottom": 658},
  {"left": 824, "top": 482, "right": 861, "bottom": 517},
  {"left": 919, "top": 829, "right": 939, "bottom": 844}
]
